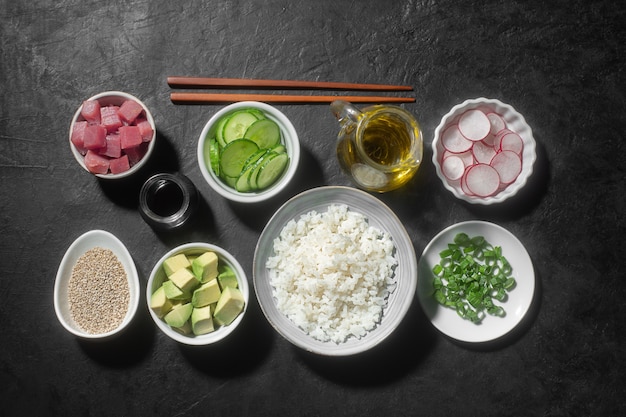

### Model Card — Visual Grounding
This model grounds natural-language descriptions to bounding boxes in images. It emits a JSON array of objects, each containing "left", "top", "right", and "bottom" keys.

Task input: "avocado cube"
[
  {"left": 162, "top": 280, "right": 189, "bottom": 300},
  {"left": 191, "top": 279, "right": 221, "bottom": 308},
  {"left": 191, "top": 251, "right": 219, "bottom": 283},
  {"left": 150, "top": 285, "right": 173, "bottom": 318},
  {"left": 213, "top": 287, "right": 245, "bottom": 326},
  {"left": 162, "top": 253, "right": 191, "bottom": 277},
  {"left": 164, "top": 302, "right": 193, "bottom": 328},
  {"left": 191, "top": 305, "right": 215, "bottom": 335},
  {"left": 172, "top": 320, "right": 193, "bottom": 335},
  {"left": 169, "top": 267, "right": 200, "bottom": 294},
  {"left": 217, "top": 265, "right": 238, "bottom": 290}
]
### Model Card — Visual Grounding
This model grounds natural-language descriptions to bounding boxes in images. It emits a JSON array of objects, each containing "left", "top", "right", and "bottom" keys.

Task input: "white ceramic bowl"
[
  {"left": 432, "top": 98, "right": 537, "bottom": 204},
  {"left": 253, "top": 186, "right": 417, "bottom": 356},
  {"left": 54, "top": 230, "right": 141, "bottom": 339},
  {"left": 69, "top": 91, "right": 156, "bottom": 179},
  {"left": 197, "top": 101, "right": 300, "bottom": 203},
  {"left": 146, "top": 243, "right": 249, "bottom": 346}
]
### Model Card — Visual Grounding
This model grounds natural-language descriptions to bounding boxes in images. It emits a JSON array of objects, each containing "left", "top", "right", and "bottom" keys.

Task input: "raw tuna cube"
[
  {"left": 100, "top": 105, "right": 123, "bottom": 133},
  {"left": 84, "top": 150, "right": 110, "bottom": 174},
  {"left": 100, "top": 133, "right": 121, "bottom": 158},
  {"left": 136, "top": 118, "right": 154, "bottom": 142},
  {"left": 83, "top": 125, "right": 107, "bottom": 150},
  {"left": 119, "top": 125, "right": 142, "bottom": 149},
  {"left": 109, "top": 155, "right": 130, "bottom": 174},
  {"left": 71, "top": 121, "right": 88, "bottom": 154},
  {"left": 118, "top": 99, "right": 144, "bottom": 124},
  {"left": 81, "top": 100, "right": 101, "bottom": 124},
  {"left": 124, "top": 142, "right": 148, "bottom": 165}
]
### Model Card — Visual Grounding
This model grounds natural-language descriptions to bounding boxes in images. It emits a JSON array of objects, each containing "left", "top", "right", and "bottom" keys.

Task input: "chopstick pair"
[{"left": 167, "top": 76, "right": 415, "bottom": 104}]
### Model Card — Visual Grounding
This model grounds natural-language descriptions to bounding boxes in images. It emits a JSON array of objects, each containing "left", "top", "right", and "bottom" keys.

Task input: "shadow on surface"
[
  {"left": 178, "top": 298, "right": 275, "bottom": 378},
  {"left": 77, "top": 304, "right": 155, "bottom": 368},
  {"left": 229, "top": 147, "right": 325, "bottom": 232},
  {"left": 296, "top": 298, "right": 437, "bottom": 387}
]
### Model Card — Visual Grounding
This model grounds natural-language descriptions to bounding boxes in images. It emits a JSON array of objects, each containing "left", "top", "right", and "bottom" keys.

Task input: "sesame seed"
[{"left": 68, "top": 247, "right": 130, "bottom": 335}]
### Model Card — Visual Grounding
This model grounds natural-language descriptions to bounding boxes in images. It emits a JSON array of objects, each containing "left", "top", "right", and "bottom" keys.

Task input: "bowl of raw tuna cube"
[
  {"left": 69, "top": 91, "right": 156, "bottom": 179},
  {"left": 432, "top": 98, "right": 537, "bottom": 204}
]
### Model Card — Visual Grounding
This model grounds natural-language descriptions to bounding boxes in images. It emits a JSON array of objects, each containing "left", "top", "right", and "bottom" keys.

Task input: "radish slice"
[
  {"left": 499, "top": 132, "right": 524, "bottom": 155},
  {"left": 465, "top": 164, "right": 501, "bottom": 197},
  {"left": 493, "top": 128, "right": 513, "bottom": 151},
  {"left": 442, "top": 155, "right": 466, "bottom": 181},
  {"left": 490, "top": 150, "right": 522, "bottom": 184},
  {"left": 486, "top": 112, "right": 506, "bottom": 135},
  {"left": 458, "top": 109, "right": 491, "bottom": 141},
  {"left": 482, "top": 133, "right": 496, "bottom": 147},
  {"left": 441, "top": 124, "right": 473, "bottom": 153},
  {"left": 472, "top": 140, "right": 497, "bottom": 164}
]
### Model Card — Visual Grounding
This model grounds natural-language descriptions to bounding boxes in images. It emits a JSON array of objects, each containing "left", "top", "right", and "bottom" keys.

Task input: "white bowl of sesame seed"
[{"left": 54, "top": 230, "right": 141, "bottom": 339}]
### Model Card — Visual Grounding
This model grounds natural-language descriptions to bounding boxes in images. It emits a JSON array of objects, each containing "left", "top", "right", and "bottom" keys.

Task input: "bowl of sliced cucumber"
[{"left": 197, "top": 101, "right": 300, "bottom": 203}]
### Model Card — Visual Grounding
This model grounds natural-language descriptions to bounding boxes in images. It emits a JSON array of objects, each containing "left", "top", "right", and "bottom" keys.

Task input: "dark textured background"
[{"left": 1, "top": 0, "right": 625, "bottom": 416}]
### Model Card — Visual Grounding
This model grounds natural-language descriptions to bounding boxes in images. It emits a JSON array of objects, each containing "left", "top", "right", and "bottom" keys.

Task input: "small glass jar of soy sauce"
[{"left": 139, "top": 173, "right": 198, "bottom": 231}]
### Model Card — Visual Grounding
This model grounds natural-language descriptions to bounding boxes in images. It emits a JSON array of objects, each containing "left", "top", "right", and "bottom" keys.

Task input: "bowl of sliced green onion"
[
  {"left": 417, "top": 221, "right": 535, "bottom": 343},
  {"left": 197, "top": 101, "right": 301, "bottom": 203}
]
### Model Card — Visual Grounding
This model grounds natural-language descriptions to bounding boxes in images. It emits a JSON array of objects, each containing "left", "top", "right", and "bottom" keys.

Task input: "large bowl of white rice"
[{"left": 253, "top": 186, "right": 417, "bottom": 356}]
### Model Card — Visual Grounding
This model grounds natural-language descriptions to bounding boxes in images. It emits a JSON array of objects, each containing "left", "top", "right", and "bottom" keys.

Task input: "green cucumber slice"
[
  {"left": 241, "top": 149, "right": 270, "bottom": 172},
  {"left": 215, "top": 115, "right": 229, "bottom": 148},
  {"left": 245, "top": 109, "right": 266, "bottom": 120},
  {"left": 206, "top": 137, "right": 221, "bottom": 176},
  {"left": 235, "top": 166, "right": 255, "bottom": 192},
  {"left": 219, "top": 139, "right": 259, "bottom": 178},
  {"left": 256, "top": 152, "right": 289, "bottom": 190},
  {"left": 222, "top": 111, "right": 259, "bottom": 144},
  {"left": 244, "top": 119, "right": 281, "bottom": 149},
  {"left": 271, "top": 143, "right": 286, "bottom": 154}
]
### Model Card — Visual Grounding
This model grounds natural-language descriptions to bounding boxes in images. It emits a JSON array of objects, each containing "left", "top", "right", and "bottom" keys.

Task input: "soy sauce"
[
  {"left": 139, "top": 173, "right": 198, "bottom": 231},
  {"left": 147, "top": 180, "right": 184, "bottom": 217}
]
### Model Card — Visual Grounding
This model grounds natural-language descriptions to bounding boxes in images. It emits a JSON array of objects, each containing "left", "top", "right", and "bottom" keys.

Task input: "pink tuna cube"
[
  {"left": 81, "top": 100, "right": 101, "bottom": 124},
  {"left": 71, "top": 121, "right": 88, "bottom": 155},
  {"left": 84, "top": 150, "right": 110, "bottom": 174},
  {"left": 83, "top": 125, "right": 107, "bottom": 150},
  {"left": 109, "top": 155, "right": 130, "bottom": 174},
  {"left": 118, "top": 99, "right": 144, "bottom": 124},
  {"left": 100, "top": 105, "right": 123, "bottom": 133},
  {"left": 119, "top": 125, "right": 142, "bottom": 149},
  {"left": 100, "top": 133, "right": 121, "bottom": 158},
  {"left": 124, "top": 142, "right": 148, "bottom": 165},
  {"left": 136, "top": 118, "right": 154, "bottom": 142}
]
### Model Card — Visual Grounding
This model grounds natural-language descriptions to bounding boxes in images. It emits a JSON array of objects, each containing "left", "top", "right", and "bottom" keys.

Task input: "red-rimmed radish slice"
[
  {"left": 460, "top": 165, "right": 475, "bottom": 196},
  {"left": 441, "top": 124, "right": 473, "bottom": 153},
  {"left": 465, "top": 163, "right": 501, "bottom": 197},
  {"left": 472, "top": 140, "right": 497, "bottom": 164},
  {"left": 441, "top": 155, "right": 466, "bottom": 181},
  {"left": 486, "top": 112, "right": 506, "bottom": 135},
  {"left": 458, "top": 109, "right": 491, "bottom": 141},
  {"left": 490, "top": 150, "right": 522, "bottom": 184},
  {"left": 499, "top": 132, "right": 524, "bottom": 155},
  {"left": 482, "top": 133, "right": 496, "bottom": 147},
  {"left": 493, "top": 128, "right": 513, "bottom": 150}
]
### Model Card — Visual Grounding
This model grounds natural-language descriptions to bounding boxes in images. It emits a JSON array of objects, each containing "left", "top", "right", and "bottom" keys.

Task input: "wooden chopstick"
[
  {"left": 167, "top": 76, "right": 413, "bottom": 92},
  {"left": 170, "top": 92, "right": 415, "bottom": 104}
]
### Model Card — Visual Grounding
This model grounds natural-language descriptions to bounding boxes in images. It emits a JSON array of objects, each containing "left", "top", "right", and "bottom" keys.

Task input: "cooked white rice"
[{"left": 266, "top": 204, "right": 397, "bottom": 343}]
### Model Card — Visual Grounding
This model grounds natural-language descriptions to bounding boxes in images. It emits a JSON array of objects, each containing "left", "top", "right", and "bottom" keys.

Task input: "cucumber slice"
[
  {"left": 222, "top": 111, "right": 259, "bottom": 144},
  {"left": 244, "top": 119, "right": 281, "bottom": 149},
  {"left": 235, "top": 166, "right": 255, "bottom": 192},
  {"left": 219, "top": 139, "right": 259, "bottom": 178},
  {"left": 241, "top": 149, "right": 270, "bottom": 172},
  {"left": 206, "top": 137, "right": 221, "bottom": 176},
  {"left": 256, "top": 152, "right": 289, "bottom": 190},
  {"left": 215, "top": 115, "right": 229, "bottom": 148},
  {"left": 271, "top": 143, "right": 286, "bottom": 154},
  {"left": 245, "top": 109, "right": 266, "bottom": 120}
]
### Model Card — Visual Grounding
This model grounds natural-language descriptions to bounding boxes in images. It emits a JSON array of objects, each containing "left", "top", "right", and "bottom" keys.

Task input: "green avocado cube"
[
  {"left": 217, "top": 264, "right": 238, "bottom": 290},
  {"left": 172, "top": 320, "right": 193, "bottom": 335},
  {"left": 163, "top": 254, "right": 191, "bottom": 277},
  {"left": 164, "top": 303, "right": 193, "bottom": 328},
  {"left": 162, "top": 280, "right": 189, "bottom": 300},
  {"left": 150, "top": 285, "right": 173, "bottom": 318},
  {"left": 169, "top": 267, "right": 200, "bottom": 295},
  {"left": 191, "top": 305, "right": 215, "bottom": 335},
  {"left": 191, "top": 251, "right": 219, "bottom": 283},
  {"left": 191, "top": 279, "right": 221, "bottom": 308},
  {"left": 213, "top": 287, "right": 245, "bottom": 326}
]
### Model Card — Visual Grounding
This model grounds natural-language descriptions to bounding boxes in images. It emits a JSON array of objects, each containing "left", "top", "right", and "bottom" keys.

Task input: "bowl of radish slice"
[{"left": 432, "top": 98, "right": 536, "bottom": 204}]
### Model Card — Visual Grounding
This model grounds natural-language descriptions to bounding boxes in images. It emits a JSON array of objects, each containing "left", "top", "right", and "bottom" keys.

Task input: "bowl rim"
[
  {"left": 432, "top": 97, "right": 537, "bottom": 205},
  {"left": 196, "top": 101, "right": 300, "bottom": 203},
  {"left": 53, "top": 229, "right": 140, "bottom": 339},
  {"left": 69, "top": 90, "right": 157, "bottom": 180},
  {"left": 146, "top": 242, "right": 249, "bottom": 346}
]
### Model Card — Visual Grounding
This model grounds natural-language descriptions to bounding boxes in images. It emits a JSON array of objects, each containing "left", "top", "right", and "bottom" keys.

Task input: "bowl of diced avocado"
[
  {"left": 197, "top": 101, "right": 301, "bottom": 203},
  {"left": 147, "top": 242, "right": 249, "bottom": 345}
]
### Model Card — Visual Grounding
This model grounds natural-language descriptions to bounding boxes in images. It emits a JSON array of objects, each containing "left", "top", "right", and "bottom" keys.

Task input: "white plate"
[{"left": 417, "top": 221, "right": 535, "bottom": 343}]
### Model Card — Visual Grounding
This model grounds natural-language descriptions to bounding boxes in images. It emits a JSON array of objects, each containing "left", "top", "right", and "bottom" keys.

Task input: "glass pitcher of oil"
[{"left": 331, "top": 100, "right": 423, "bottom": 192}]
